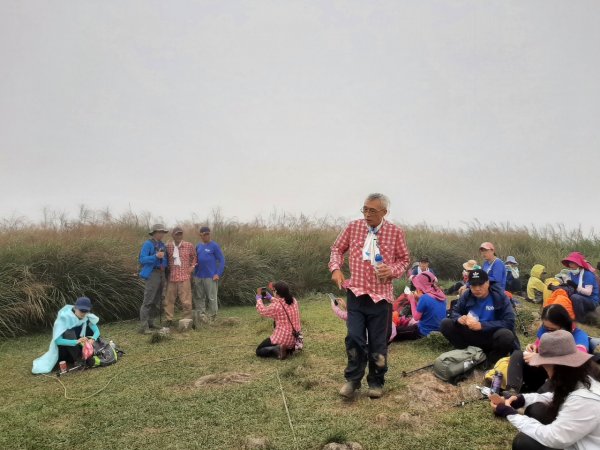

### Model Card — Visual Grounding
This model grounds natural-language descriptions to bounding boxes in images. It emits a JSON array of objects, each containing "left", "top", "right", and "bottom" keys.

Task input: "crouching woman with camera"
[{"left": 255, "top": 281, "right": 302, "bottom": 360}]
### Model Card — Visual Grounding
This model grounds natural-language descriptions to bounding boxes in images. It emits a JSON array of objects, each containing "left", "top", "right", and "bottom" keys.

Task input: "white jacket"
[{"left": 507, "top": 377, "right": 600, "bottom": 450}]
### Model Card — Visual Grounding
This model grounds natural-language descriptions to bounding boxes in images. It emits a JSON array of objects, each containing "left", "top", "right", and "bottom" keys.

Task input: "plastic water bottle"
[
  {"left": 374, "top": 254, "right": 384, "bottom": 280},
  {"left": 109, "top": 340, "right": 115, "bottom": 350}
]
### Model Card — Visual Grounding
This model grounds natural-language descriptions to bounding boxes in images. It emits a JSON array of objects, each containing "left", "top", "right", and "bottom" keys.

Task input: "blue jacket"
[
  {"left": 139, "top": 239, "right": 167, "bottom": 280},
  {"left": 450, "top": 283, "right": 519, "bottom": 348}
]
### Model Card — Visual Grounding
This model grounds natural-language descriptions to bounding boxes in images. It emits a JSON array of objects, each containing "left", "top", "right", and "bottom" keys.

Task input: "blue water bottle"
[{"left": 374, "top": 254, "right": 384, "bottom": 279}]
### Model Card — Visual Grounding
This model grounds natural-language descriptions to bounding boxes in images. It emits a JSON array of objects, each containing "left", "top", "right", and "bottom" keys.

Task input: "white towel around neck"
[
  {"left": 362, "top": 220, "right": 384, "bottom": 265},
  {"left": 172, "top": 242, "right": 182, "bottom": 266}
]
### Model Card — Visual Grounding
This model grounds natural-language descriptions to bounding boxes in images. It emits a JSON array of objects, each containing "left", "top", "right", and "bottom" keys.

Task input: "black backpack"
[{"left": 89, "top": 338, "right": 122, "bottom": 367}]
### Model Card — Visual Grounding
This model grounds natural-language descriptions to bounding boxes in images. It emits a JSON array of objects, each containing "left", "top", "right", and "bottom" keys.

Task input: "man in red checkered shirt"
[
  {"left": 164, "top": 226, "right": 197, "bottom": 327},
  {"left": 329, "top": 193, "right": 410, "bottom": 399}
]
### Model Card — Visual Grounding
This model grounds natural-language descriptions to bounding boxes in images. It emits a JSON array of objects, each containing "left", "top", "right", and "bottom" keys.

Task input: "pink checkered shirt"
[
  {"left": 166, "top": 241, "right": 197, "bottom": 282},
  {"left": 256, "top": 297, "right": 301, "bottom": 348},
  {"left": 328, "top": 219, "right": 410, "bottom": 303}
]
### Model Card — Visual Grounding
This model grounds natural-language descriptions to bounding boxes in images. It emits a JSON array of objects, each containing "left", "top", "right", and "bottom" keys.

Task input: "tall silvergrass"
[{"left": 0, "top": 209, "right": 598, "bottom": 338}]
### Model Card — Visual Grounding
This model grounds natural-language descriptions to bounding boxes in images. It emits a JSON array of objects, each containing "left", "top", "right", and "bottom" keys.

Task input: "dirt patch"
[
  {"left": 194, "top": 372, "right": 252, "bottom": 387},
  {"left": 219, "top": 317, "right": 241, "bottom": 326},
  {"left": 243, "top": 436, "right": 270, "bottom": 449},
  {"left": 406, "top": 370, "right": 484, "bottom": 410}
]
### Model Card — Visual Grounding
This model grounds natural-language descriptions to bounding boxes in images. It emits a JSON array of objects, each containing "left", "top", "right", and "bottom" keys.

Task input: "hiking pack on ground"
[
  {"left": 88, "top": 338, "right": 122, "bottom": 368},
  {"left": 433, "top": 346, "right": 486, "bottom": 384}
]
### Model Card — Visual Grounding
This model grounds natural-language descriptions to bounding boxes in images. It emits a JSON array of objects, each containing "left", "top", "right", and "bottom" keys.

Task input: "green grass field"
[{"left": 2, "top": 296, "right": 599, "bottom": 450}]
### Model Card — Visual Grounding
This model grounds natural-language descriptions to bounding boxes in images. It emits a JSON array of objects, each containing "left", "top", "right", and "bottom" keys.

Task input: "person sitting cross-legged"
[{"left": 440, "top": 269, "right": 519, "bottom": 366}]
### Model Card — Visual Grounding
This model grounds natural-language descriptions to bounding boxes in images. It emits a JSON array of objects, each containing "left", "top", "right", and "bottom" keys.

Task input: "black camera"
[{"left": 260, "top": 287, "right": 268, "bottom": 299}]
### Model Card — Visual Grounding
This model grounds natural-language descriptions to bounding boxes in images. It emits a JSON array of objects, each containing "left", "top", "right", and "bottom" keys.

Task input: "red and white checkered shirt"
[
  {"left": 256, "top": 297, "right": 302, "bottom": 348},
  {"left": 166, "top": 241, "right": 197, "bottom": 282},
  {"left": 328, "top": 219, "right": 410, "bottom": 303}
]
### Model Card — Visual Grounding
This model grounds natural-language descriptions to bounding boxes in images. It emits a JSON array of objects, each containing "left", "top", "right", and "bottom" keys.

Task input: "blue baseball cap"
[{"left": 74, "top": 297, "right": 92, "bottom": 312}]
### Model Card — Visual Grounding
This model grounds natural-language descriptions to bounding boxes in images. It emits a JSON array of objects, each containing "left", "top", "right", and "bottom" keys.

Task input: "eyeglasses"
[{"left": 360, "top": 207, "right": 385, "bottom": 215}]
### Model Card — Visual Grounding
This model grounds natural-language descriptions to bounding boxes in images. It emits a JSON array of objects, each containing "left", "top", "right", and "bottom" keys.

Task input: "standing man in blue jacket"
[
  {"left": 440, "top": 269, "right": 518, "bottom": 365},
  {"left": 193, "top": 226, "right": 225, "bottom": 323},
  {"left": 138, "top": 224, "right": 168, "bottom": 333}
]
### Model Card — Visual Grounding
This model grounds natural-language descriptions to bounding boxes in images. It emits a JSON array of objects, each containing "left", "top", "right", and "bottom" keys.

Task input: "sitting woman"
[
  {"left": 32, "top": 297, "right": 100, "bottom": 374},
  {"left": 505, "top": 256, "right": 522, "bottom": 294},
  {"left": 492, "top": 330, "right": 600, "bottom": 450},
  {"left": 506, "top": 304, "right": 589, "bottom": 394},
  {"left": 394, "top": 272, "right": 447, "bottom": 341},
  {"left": 561, "top": 251, "right": 599, "bottom": 322},
  {"left": 255, "top": 281, "right": 301, "bottom": 360}
]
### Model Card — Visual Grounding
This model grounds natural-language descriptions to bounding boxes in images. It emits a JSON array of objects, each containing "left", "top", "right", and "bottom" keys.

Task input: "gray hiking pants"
[
  {"left": 193, "top": 277, "right": 219, "bottom": 318},
  {"left": 140, "top": 270, "right": 165, "bottom": 327}
]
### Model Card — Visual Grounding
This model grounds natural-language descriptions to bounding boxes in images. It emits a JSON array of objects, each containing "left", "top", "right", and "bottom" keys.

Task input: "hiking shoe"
[
  {"left": 339, "top": 382, "right": 359, "bottom": 399},
  {"left": 367, "top": 386, "right": 383, "bottom": 399}
]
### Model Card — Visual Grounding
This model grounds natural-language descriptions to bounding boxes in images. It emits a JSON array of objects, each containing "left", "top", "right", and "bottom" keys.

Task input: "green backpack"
[{"left": 433, "top": 346, "right": 486, "bottom": 384}]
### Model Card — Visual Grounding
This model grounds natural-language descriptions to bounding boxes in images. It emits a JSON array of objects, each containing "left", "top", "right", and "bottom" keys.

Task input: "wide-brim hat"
[
  {"left": 505, "top": 256, "right": 518, "bottom": 265},
  {"left": 149, "top": 223, "right": 169, "bottom": 235},
  {"left": 463, "top": 259, "right": 478, "bottom": 271},
  {"left": 561, "top": 252, "right": 593, "bottom": 271},
  {"left": 528, "top": 330, "right": 593, "bottom": 367}
]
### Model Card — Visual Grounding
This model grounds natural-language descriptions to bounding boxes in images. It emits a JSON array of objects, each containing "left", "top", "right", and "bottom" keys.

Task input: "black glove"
[
  {"left": 566, "top": 280, "right": 577, "bottom": 289},
  {"left": 502, "top": 393, "right": 525, "bottom": 409},
  {"left": 494, "top": 404, "right": 518, "bottom": 418}
]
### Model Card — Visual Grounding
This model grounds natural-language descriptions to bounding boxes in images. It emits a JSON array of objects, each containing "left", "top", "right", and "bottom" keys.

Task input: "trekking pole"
[{"left": 401, "top": 363, "right": 434, "bottom": 377}]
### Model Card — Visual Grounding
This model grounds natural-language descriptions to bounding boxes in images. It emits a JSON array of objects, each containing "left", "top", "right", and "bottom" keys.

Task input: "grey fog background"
[{"left": 1, "top": 1, "right": 599, "bottom": 230}]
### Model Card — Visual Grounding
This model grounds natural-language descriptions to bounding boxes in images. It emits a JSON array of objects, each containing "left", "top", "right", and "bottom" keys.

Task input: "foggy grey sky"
[{"left": 1, "top": 1, "right": 599, "bottom": 230}]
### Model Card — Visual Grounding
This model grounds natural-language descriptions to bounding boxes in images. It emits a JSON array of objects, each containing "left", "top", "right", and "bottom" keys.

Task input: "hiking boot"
[
  {"left": 367, "top": 386, "right": 383, "bottom": 399},
  {"left": 339, "top": 382, "right": 359, "bottom": 399}
]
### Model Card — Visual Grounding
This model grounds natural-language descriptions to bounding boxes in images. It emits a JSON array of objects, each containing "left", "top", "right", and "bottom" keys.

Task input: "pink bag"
[{"left": 82, "top": 341, "right": 94, "bottom": 360}]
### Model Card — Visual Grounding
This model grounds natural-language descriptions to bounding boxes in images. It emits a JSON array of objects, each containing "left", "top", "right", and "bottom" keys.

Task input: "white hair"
[{"left": 365, "top": 193, "right": 390, "bottom": 210}]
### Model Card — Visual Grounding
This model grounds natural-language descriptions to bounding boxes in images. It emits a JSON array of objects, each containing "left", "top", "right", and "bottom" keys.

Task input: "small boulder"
[{"left": 178, "top": 319, "right": 193, "bottom": 332}]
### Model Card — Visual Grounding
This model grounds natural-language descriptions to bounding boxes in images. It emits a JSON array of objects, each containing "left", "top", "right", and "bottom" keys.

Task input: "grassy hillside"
[{"left": 4, "top": 296, "right": 582, "bottom": 450}]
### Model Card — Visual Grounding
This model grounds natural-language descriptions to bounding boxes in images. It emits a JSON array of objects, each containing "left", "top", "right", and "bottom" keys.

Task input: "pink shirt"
[
  {"left": 256, "top": 297, "right": 302, "bottom": 348},
  {"left": 166, "top": 241, "right": 197, "bottom": 282},
  {"left": 329, "top": 219, "right": 410, "bottom": 303}
]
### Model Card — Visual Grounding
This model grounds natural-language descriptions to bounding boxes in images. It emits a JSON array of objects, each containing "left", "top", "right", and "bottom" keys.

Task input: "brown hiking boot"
[
  {"left": 339, "top": 382, "right": 359, "bottom": 399},
  {"left": 367, "top": 386, "right": 383, "bottom": 399}
]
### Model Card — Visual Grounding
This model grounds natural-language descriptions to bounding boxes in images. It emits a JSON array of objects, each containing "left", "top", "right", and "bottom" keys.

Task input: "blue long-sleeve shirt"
[
  {"left": 56, "top": 321, "right": 100, "bottom": 346},
  {"left": 483, "top": 258, "right": 507, "bottom": 289},
  {"left": 194, "top": 241, "right": 225, "bottom": 278}
]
